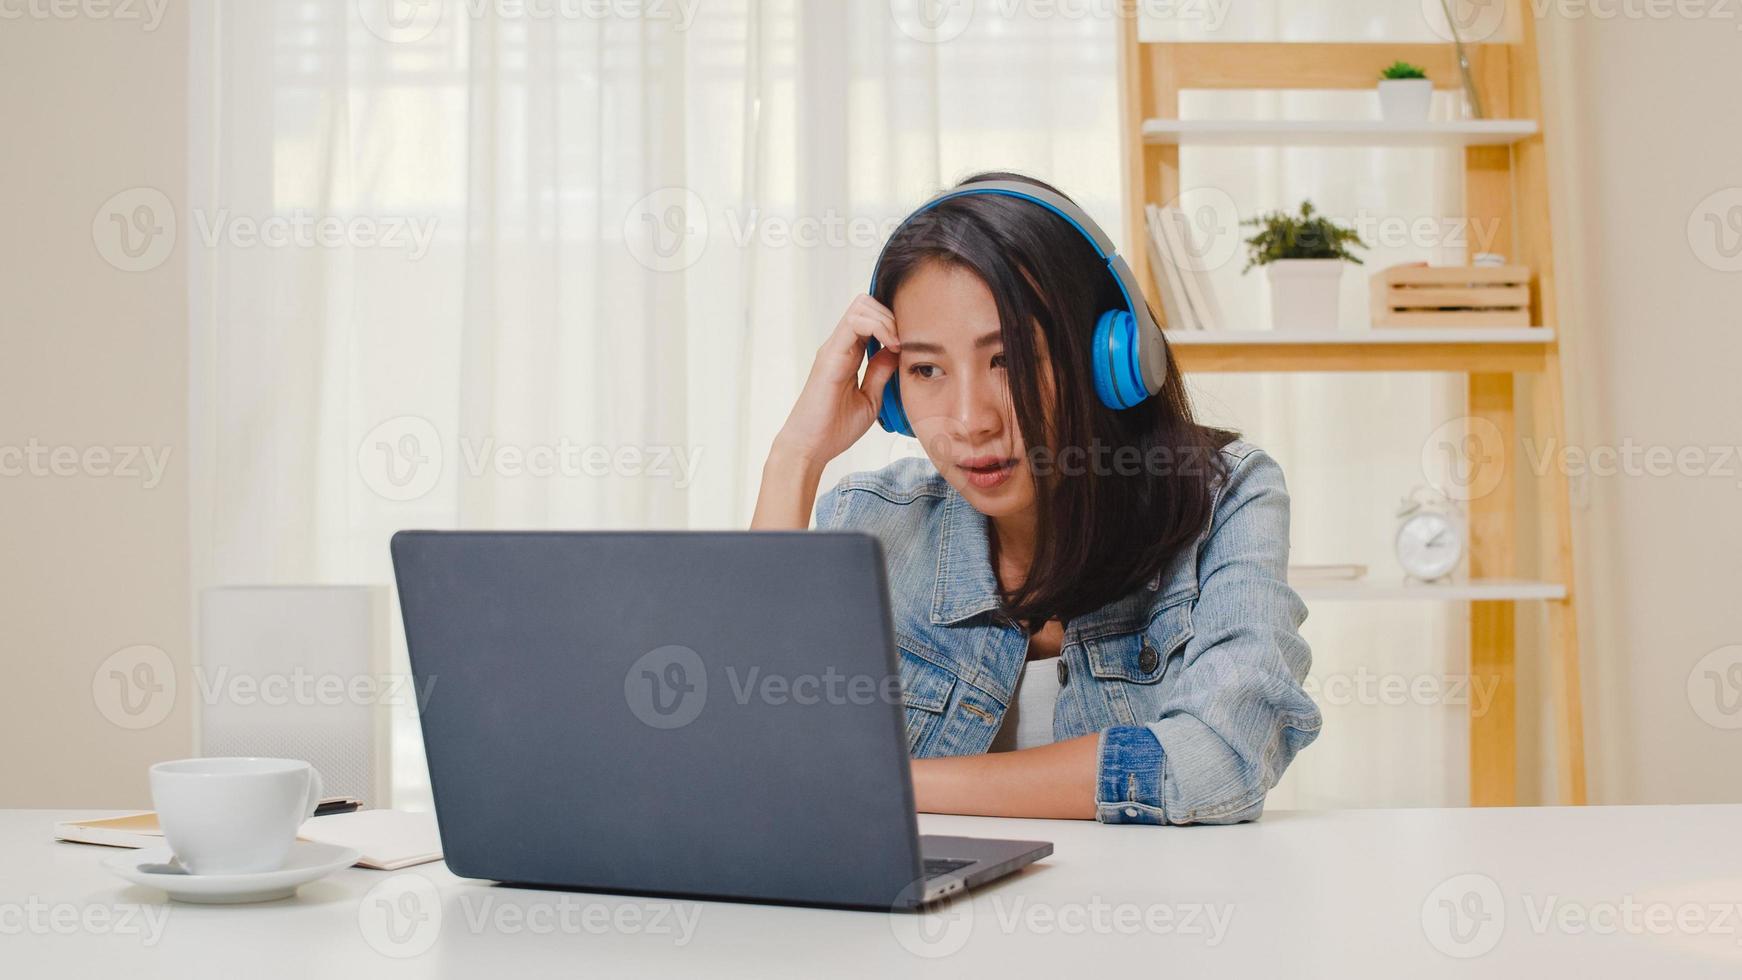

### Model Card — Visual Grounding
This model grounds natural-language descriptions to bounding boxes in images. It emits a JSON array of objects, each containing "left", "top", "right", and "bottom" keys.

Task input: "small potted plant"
[
  {"left": 1242, "top": 201, "right": 1368, "bottom": 331},
  {"left": 1378, "top": 60, "right": 1433, "bottom": 122}
]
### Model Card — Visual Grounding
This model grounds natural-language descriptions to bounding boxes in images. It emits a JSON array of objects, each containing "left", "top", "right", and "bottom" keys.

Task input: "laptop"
[{"left": 390, "top": 530, "right": 1052, "bottom": 911}]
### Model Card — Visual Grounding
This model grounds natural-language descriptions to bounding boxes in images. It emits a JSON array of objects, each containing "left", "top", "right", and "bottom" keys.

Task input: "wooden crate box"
[{"left": 1371, "top": 264, "right": 1532, "bottom": 327}]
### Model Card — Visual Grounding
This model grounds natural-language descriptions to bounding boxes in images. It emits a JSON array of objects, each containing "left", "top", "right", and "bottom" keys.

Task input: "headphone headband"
[
  {"left": 866, "top": 179, "right": 1168, "bottom": 434},
  {"left": 872, "top": 181, "right": 1125, "bottom": 299}
]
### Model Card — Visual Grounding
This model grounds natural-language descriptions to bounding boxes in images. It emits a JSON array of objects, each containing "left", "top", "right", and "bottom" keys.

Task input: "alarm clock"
[{"left": 1394, "top": 487, "right": 1465, "bottom": 582}]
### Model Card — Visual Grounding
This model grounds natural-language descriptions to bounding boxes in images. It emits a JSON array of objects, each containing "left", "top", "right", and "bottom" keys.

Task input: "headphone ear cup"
[
  {"left": 1091, "top": 309, "right": 1123, "bottom": 409},
  {"left": 865, "top": 337, "right": 914, "bottom": 436},
  {"left": 1093, "top": 309, "right": 1147, "bottom": 410},
  {"left": 879, "top": 378, "right": 913, "bottom": 437}
]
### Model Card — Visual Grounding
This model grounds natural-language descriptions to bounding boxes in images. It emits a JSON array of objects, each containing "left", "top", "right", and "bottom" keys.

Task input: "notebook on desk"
[{"left": 53, "top": 807, "right": 442, "bottom": 871}]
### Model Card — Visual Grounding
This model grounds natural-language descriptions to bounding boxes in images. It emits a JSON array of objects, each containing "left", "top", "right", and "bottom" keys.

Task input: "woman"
[{"left": 752, "top": 172, "right": 1320, "bottom": 825}]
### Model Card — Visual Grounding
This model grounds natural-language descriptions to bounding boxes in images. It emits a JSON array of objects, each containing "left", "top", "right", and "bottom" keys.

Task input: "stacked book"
[{"left": 1143, "top": 203, "right": 1226, "bottom": 332}]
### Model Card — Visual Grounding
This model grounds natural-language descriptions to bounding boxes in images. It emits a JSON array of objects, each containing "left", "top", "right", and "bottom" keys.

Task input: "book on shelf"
[
  {"left": 1157, "top": 205, "right": 1227, "bottom": 331},
  {"left": 1144, "top": 204, "right": 1224, "bottom": 332},
  {"left": 1143, "top": 204, "right": 1194, "bottom": 331}
]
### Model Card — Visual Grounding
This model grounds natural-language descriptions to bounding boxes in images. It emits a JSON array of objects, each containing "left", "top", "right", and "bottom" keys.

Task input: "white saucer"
[{"left": 103, "top": 841, "right": 362, "bottom": 904}]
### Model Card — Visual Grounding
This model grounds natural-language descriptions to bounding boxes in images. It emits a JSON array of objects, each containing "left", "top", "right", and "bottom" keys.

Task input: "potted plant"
[
  {"left": 1242, "top": 201, "right": 1368, "bottom": 331},
  {"left": 1378, "top": 60, "right": 1433, "bottom": 122}
]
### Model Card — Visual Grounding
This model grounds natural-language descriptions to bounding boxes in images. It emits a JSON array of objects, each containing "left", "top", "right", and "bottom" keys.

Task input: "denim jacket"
[{"left": 814, "top": 440, "right": 1321, "bottom": 825}]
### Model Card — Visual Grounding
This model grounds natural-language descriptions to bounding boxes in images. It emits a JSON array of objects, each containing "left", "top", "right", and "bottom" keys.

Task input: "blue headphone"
[{"left": 865, "top": 178, "right": 1168, "bottom": 437}]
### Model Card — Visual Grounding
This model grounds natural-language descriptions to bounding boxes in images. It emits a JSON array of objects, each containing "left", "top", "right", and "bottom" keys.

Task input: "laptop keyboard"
[{"left": 922, "top": 858, "right": 974, "bottom": 880}]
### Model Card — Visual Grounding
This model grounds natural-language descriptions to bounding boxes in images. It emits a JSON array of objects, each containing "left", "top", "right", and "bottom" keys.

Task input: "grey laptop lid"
[{"left": 390, "top": 530, "right": 927, "bottom": 909}]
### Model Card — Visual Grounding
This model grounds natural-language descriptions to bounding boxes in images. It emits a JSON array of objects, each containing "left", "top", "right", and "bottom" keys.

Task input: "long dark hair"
[{"left": 873, "top": 172, "right": 1235, "bottom": 628}]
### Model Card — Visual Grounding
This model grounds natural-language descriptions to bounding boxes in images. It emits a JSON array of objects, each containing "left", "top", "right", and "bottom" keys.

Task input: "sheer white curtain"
[
  {"left": 188, "top": 0, "right": 1476, "bottom": 810},
  {"left": 186, "top": 0, "right": 1120, "bottom": 807}
]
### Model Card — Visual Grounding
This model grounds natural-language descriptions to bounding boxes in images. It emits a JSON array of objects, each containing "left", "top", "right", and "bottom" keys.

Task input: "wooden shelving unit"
[
  {"left": 1290, "top": 577, "right": 1567, "bottom": 604},
  {"left": 1142, "top": 118, "right": 1538, "bottom": 147},
  {"left": 1118, "top": 3, "right": 1586, "bottom": 806},
  {"left": 1164, "top": 327, "right": 1554, "bottom": 373}
]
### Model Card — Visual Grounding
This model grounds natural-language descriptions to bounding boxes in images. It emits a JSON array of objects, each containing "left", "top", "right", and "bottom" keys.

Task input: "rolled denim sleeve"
[{"left": 1094, "top": 448, "right": 1321, "bottom": 825}]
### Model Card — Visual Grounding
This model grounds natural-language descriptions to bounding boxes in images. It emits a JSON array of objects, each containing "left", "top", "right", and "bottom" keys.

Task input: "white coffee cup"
[{"left": 148, "top": 757, "right": 323, "bottom": 875}]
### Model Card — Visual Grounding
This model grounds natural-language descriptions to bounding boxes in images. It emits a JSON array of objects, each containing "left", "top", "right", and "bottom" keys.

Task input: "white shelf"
[
  {"left": 1142, "top": 119, "right": 1539, "bottom": 147},
  {"left": 1290, "top": 577, "right": 1567, "bottom": 602},
  {"left": 1165, "top": 327, "right": 1554, "bottom": 346}
]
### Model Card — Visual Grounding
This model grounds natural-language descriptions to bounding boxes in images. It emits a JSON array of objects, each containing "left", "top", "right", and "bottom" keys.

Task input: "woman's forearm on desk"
[{"left": 910, "top": 734, "right": 1099, "bottom": 820}]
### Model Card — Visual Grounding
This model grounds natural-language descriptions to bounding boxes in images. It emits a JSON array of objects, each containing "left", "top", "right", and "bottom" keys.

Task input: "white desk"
[{"left": 5, "top": 805, "right": 1740, "bottom": 977}]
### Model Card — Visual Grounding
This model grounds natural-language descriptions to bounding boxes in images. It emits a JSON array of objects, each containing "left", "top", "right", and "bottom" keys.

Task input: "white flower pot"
[
  {"left": 1377, "top": 78, "right": 1434, "bottom": 122},
  {"left": 1264, "top": 259, "right": 1345, "bottom": 331}
]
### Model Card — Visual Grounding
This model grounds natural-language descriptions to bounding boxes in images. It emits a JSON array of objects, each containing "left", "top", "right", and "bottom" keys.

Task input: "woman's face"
[{"left": 890, "top": 260, "right": 1044, "bottom": 520}]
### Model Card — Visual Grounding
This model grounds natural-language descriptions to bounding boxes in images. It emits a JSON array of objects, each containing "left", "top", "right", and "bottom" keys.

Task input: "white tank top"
[{"left": 987, "top": 656, "right": 1061, "bottom": 752}]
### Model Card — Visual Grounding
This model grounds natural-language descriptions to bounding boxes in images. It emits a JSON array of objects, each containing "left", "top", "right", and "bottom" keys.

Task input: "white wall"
[
  {"left": 1542, "top": 12, "right": 1742, "bottom": 804},
  {"left": 0, "top": 7, "right": 192, "bottom": 806}
]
